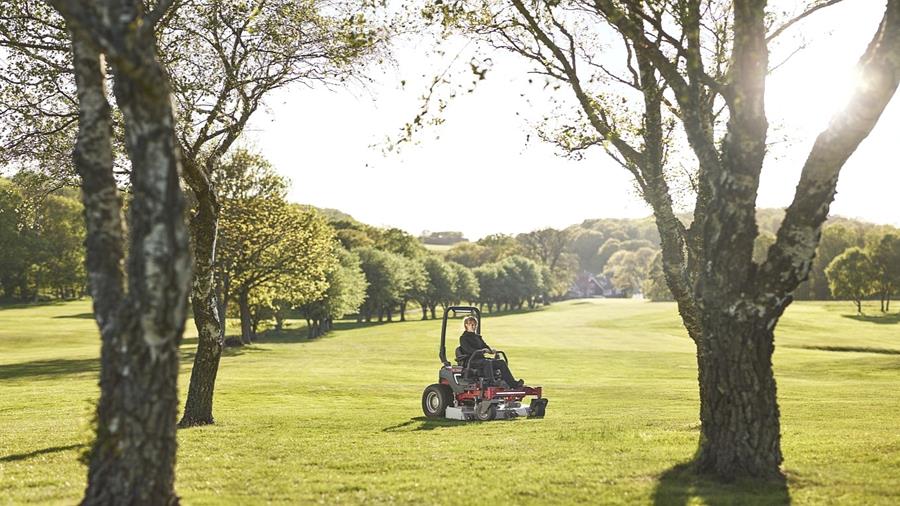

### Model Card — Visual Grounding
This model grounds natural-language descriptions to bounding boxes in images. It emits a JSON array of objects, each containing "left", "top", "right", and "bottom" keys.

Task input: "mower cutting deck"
[{"left": 421, "top": 306, "right": 548, "bottom": 421}]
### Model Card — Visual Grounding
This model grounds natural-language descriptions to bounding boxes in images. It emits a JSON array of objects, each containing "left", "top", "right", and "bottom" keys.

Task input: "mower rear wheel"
[
  {"left": 474, "top": 401, "right": 496, "bottom": 421},
  {"left": 422, "top": 384, "right": 453, "bottom": 418}
]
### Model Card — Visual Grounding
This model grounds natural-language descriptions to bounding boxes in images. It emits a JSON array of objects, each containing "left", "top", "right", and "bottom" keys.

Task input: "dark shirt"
[{"left": 459, "top": 331, "right": 490, "bottom": 356}]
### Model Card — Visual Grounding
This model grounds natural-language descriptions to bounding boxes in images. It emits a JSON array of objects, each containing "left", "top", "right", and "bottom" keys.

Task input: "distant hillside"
[
  {"left": 571, "top": 208, "right": 889, "bottom": 240},
  {"left": 309, "top": 207, "right": 357, "bottom": 223}
]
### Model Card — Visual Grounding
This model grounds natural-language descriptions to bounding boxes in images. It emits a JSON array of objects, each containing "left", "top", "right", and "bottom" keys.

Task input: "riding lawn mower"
[{"left": 421, "top": 306, "right": 548, "bottom": 421}]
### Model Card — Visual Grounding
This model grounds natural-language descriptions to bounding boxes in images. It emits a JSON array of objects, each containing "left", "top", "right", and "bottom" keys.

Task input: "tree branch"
[{"left": 760, "top": 0, "right": 900, "bottom": 298}]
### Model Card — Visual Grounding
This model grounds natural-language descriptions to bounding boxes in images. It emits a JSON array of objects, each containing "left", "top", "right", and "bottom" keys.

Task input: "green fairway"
[{"left": 1, "top": 299, "right": 898, "bottom": 504}]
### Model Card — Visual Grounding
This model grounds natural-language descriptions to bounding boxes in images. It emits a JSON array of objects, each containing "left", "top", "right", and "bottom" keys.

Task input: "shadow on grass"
[
  {"left": 0, "top": 358, "right": 99, "bottom": 381},
  {"left": 251, "top": 307, "right": 547, "bottom": 345},
  {"left": 842, "top": 313, "right": 900, "bottom": 324},
  {"left": 652, "top": 462, "right": 791, "bottom": 506},
  {"left": 252, "top": 319, "right": 390, "bottom": 345},
  {"left": 787, "top": 345, "right": 900, "bottom": 355},
  {"left": 52, "top": 312, "right": 95, "bottom": 319},
  {"left": 0, "top": 342, "right": 254, "bottom": 381},
  {"left": 253, "top": 326, "right": 318, "bottom": 345},
  {"left": 0, "top": 300, "right": 68, "bottom": 311},
  {"left": 0, "top": 443, "right": 86, "bottom": 463},
  {"left": 382, "top": 416, "right": 478, "bottom": 432}
]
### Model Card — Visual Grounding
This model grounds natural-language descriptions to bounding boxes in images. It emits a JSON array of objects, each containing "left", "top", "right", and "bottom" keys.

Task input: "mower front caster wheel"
[
  {"left": 474, "top": 401, "right": 496, "bottom": 421},
  {"left": 422, "top": 384, "right": 453, "bottom": 418}
]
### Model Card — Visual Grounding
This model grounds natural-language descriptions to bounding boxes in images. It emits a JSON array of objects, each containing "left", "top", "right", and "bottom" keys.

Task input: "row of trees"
[{"left": 208, "top": 151, "right": 552, "bottom": 340}]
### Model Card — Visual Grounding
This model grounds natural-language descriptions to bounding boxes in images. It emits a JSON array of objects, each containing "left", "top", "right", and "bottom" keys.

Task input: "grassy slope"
[{"left": 1, "top": 299, "right": 898, "bottom": 505}]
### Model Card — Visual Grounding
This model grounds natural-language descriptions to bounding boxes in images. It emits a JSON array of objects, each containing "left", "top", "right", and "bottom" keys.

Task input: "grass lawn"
[{"left": 1, "top": 299, "right": 898, "bottom": 504}]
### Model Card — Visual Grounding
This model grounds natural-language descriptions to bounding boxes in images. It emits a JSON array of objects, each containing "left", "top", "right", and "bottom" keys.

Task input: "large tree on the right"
[{"left": 455, "top": 0, "right": 900, "bottom": 479}]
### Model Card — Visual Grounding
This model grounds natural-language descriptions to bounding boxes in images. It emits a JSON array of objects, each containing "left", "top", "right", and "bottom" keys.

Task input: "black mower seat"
[{"left": 454, "top": 346, "right": 469, "bottom": 366}]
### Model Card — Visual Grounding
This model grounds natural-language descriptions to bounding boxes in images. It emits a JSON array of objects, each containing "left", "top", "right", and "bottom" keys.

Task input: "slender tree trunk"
[
  {"left": 238, "top": 289, "right": 252, "bottom": 345},
  {"left": 220, "top": 272, "right": 230, "bottom": 324},
  {"left": 421, "top": 304, "right": 428, "bottom": 320},
  {"left": 179, "top": 166, "right": 222, "bottom": 427}
]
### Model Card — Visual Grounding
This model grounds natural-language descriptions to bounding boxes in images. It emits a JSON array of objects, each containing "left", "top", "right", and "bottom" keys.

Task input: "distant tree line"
[
  {"left": 0, "top": 176, "right": 86, "bottom": 301},
  {"left": 825, "top": 233, "right": 900, "bottom": 314},
  {"left": 565, "top": 210, "right": 900, "bottom": 304},
  {"left": 419, "top": 230, "right": 467, "bottom": 245}
]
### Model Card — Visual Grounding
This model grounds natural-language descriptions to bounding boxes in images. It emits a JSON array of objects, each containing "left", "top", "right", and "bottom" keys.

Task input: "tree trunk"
[
  {"left": 238, "top": 289, "right": 252, "bottom": 345},
  {"left": 399, "top": 301, "right": 406, "bottom": 321},
  {"left": 179, "top": 166, "right": 223, "bottom": 427},
  {"left": 693, "top": 304, "right": 783, "bottom": 479},
  {"left": 67, "top": 13, "right": 192, "bottom": 504},
  {"left": 220, "top": 272, "right": 230, "bottom": 324},
  {"left": 430, "top": 305, "right": 436, "bottom": 319},
  {"left": 421, "top": 304, "right": 428, "bottom": 320}
]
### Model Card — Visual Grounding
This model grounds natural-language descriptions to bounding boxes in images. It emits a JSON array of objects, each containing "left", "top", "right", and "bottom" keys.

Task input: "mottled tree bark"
[
  {"left": 58, "top": 0, "right": 192, "bottom": 502},
  {"left": 179, "top": 162, "right": 223, "bottom": 427}
]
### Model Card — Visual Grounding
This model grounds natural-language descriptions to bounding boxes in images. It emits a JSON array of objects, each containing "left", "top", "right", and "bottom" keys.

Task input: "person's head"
[{"left": 463, "top": 316, "right": 478, "bottom": 332}]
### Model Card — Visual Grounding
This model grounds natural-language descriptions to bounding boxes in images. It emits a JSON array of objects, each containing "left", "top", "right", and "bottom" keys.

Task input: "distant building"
[
  {"left": 419, "top": 230, "right": 468, "bottom": 245},
  {"left": 567, "top": 271, "right": 625, "bottom": 299}
]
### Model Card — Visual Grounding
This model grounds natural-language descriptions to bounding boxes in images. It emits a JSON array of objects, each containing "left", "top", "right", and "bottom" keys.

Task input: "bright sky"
[{"left": 248, "top": 2, "right": 899, "bottom": 240}]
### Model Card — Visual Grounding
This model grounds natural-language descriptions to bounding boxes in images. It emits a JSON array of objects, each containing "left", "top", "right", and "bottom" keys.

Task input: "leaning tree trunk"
[
  {"left": 179, "top": 174, "right": 223, "bottom": 427},
  {"left": 66, "top": 10, "right": 193, "bottom": 503}
]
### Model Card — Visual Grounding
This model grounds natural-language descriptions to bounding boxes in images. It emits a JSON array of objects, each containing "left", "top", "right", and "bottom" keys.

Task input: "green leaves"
[
  {"left": 826, "top": 247, "right": 878, "bottom": 312},
  {"left": 215, "top": 154, "right": 336, "bottom": 314}
]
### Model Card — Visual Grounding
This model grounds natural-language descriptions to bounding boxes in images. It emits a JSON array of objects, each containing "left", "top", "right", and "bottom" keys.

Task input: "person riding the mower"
[{"left": 458, "top": 316, "right": 524, "bottom": 388}]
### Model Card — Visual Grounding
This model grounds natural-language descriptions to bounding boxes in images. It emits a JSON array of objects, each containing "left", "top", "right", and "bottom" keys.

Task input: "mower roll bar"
[{"left": 440, "top": 306, "right": 481, "bottom": 366}]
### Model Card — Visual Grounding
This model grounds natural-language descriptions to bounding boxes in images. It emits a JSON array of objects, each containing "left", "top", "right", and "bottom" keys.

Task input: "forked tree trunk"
[{"left": 66, "top": 6, "right": 192, "bottom": 502}]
